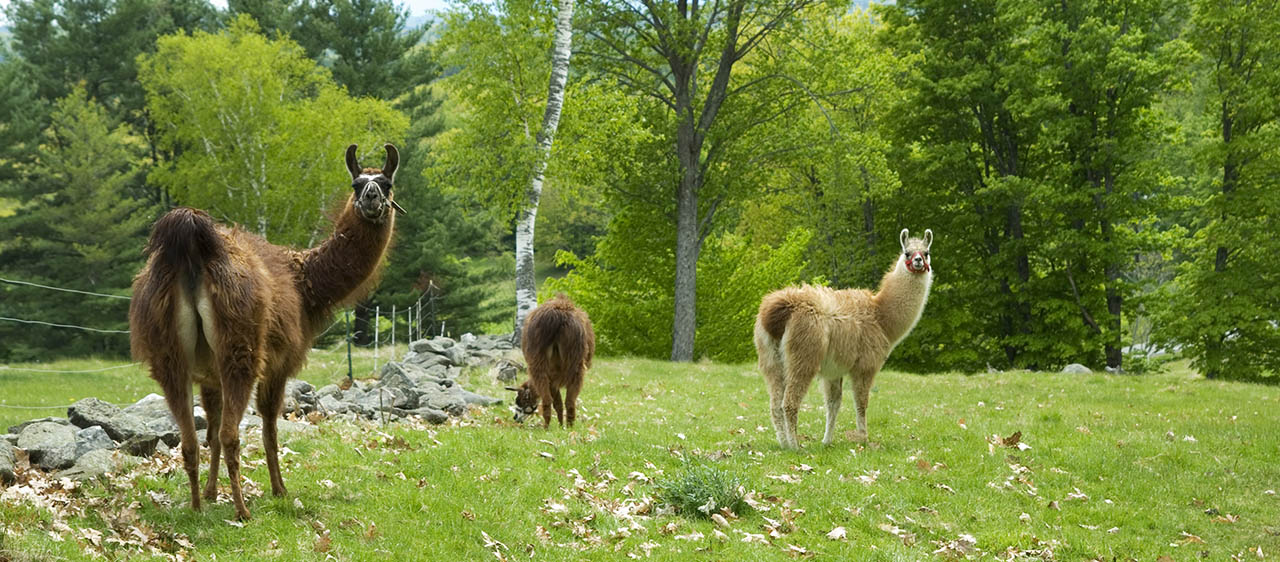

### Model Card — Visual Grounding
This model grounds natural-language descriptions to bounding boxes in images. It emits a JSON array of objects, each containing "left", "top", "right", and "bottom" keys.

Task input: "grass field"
[{"left": 1, "top": 353, "right": 1277, "bottom": 561}]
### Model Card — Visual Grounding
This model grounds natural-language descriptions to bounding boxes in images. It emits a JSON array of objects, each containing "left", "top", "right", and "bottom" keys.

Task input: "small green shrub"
[{"left": 656, "top": 463, "right": 749, "bottom": 518}]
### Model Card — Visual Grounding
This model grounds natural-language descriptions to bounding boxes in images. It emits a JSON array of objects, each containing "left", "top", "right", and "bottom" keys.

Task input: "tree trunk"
[
  {"left": 353, "top": 301, "right": 373, "bottom": 346},
  {"left": 671, "top": 162, "right": 700, "bottom": 362},
  {"left": 512, "top": 0, "right": 575, "bottom": 345}
]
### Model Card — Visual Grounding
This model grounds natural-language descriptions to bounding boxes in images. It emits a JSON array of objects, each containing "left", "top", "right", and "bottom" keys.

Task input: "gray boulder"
[
  {"left": 284, "top": 380, "right": 317, "bottom": 414},
  {"left": 416, "top": 386, "right": 467, "bottom": 416},
  {"left": 68, "top": 398, "right": 150, "bottom": 442},
  {"left": 57, "top": 449, "right": 117, "bottom": 481},
  {"left": 353, "top": 387, "right": 414, "bottom": 412},
  {"left": 316, "top": 384, "right": 343, "bottom": 401},
  {"left": 19, "top": 421, "right": 77, "bottom": 470},
  {"left": 490, "top": 359, "right": 523, "bottom": 383},
  {"left": 122, "top": 393, "right": 170, "bottom": 419},
  {"left": 121, "top": 434, "right": 159, "bottom": 457},
  {"left": 403, "top": 406, "right": 449, "bottom": 424},
  {"left": 1062, "top": 363, "right": 1093, "bottom": 374},
  {"left": 452, "top": 387, "right": 502, "bottom": 407},
  {"left": 74, "top": 426, "right": 116, "bottom": 459},
  {"left": 8, "top": 417, "right": 70, "bottom": 435},
  {"left": 319, "top": 394, "right": 350, "bottom": 415},
  {"left": 1, "top": 433, "right": 17, "bottom": 446},
  {"left": 412, "top": 337, "right": 456, "bottom": 355},
  {"left": 0, "top": 440, "right": 16, "bottom": 484}
]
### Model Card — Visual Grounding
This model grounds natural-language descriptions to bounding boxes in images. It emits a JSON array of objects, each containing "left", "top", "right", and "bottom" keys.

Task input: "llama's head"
[
  {"left": 505, "top": 382, "right": 538, "bottom": 422},
  {"left": 345, "top": 143, "right": 406, "bottom": 223},
  {"left": 899, "top": 228, "right": 933, "bottom": 274}
]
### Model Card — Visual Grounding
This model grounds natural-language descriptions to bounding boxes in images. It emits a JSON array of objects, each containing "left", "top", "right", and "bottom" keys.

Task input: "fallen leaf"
[
  {"left": 314, "top": 534, "right": 331, "bottom": 553},
  {"left": 1002, "top": 431, "right": 1022, "bottom": 447},
  {"left": 538, "top": 451, "right": 555, "bottom": 460},
  {"left": 826, "top": 526, "right": 848, "bottom": 540},
  {"left": 224, "top": 519, "right": 245, "bottom": 528},
  {"left": 674, "top": 530, "right": 705, "bottom": 541},
  {"left": 365, "top": 522, "right": 379, "bottom": 539},
  {"left": 1213, "top": 514, "right": 1240, "bottom": 524},
  {"left": 766, "top": 474, "right": 802, "bottom": 484},
  {"left": 1019, "top": 512, "right": 1031, "bottom": 523},
  {"left": 711, "top": 514, "right": 731, "bottom": 528},
  {"left": 1178, "top": 532, "right": 1205, "bottom": 545},
  {"left": 462, "top": 510, "right": 476, "bottom": 520}
]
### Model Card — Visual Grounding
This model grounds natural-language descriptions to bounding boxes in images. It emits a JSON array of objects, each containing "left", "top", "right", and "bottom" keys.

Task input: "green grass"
[
  {"left": 2, "top": 357, "right": 1278, "bottom": 560},
  {"left": 0, "top": 347, "right": 407, "bottom": 431}
]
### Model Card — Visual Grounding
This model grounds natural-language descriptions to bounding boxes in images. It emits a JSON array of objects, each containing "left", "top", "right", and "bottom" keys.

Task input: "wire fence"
[{"left": 0, "top": 275, "right": 447, "bottom": 381}]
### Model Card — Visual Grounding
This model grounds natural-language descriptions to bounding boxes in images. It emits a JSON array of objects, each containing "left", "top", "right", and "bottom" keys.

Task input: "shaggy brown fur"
[
  {"left": 129, "top": 144, "right": 401, "bottom": 520},
  {"left": 507, "top": 295, "right": 595, "bottom": 429},
  {"left": 754, "top": 228, "right": 933, "bottom": 449}
]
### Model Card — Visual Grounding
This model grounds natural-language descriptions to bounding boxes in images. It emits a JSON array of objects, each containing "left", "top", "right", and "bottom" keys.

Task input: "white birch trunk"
[{"left": 513, "top": 0, "right": 575, "bottom": 345}]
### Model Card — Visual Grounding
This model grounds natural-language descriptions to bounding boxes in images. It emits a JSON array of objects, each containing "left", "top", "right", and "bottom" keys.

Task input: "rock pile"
[{"left": 0, "top": 334, "right": 515, "bottom": 483}]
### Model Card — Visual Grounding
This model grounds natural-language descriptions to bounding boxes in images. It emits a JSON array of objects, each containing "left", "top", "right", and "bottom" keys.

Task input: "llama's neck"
[
  {"left": 298, "top": 196, "right": 394, "bottom": 332},
  {"left": 872, "top": 257, "right": 932, "bottom": 346}
]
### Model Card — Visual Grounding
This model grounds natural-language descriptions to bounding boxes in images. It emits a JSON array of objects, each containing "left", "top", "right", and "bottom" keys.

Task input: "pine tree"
[{"left": 0, "top": 85, "right": 154, "bottom": 360}]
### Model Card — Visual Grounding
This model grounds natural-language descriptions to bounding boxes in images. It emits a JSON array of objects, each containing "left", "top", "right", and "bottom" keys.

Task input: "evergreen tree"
[{"left": 0, "top": 85, "right": 154, "bottom": 360}]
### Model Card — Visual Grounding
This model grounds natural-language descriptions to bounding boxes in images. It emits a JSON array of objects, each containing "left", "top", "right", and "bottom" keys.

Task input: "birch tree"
[
  {"left": 139, "top": 16, "right": 408, "bottom": 245},
  {"left": 431, "top": 0, "right": 576, "bottom": 344}
]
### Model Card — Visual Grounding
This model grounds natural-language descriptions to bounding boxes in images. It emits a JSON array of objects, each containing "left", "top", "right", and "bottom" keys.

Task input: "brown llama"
[
  {"left": 507, "top": 294, "right": 595, "bottom": 429},
  {"left": 128, "top": 144, "right": 403, "bottom": 520},
  {"left": 754, "top": 228, "right": 933, "bottom": 449}
]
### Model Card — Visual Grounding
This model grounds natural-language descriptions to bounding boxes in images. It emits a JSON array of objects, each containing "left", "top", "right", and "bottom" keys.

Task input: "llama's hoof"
[
  {"left": 850, "top": 431, "right": 868, "bottom": 443},
  {"left": 234, "top": 509, "right": 252, "bottom": 522},
  {"left": 203, "top": 488, "right": 218, "bottom": 501},
  {"left": 271, "top": 485, "right": 287, "bottom": 497}
]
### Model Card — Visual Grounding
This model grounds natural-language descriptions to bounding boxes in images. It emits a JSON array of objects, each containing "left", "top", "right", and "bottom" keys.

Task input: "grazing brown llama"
[
  {"left": 754, "top": 228, "right": 933, "bottom": 449},
  {"left": 507, "top": 295, "right": 595, "bottom": 429},
  {"left": 128, "top": 144, "right": 403, "bottom": 520}
]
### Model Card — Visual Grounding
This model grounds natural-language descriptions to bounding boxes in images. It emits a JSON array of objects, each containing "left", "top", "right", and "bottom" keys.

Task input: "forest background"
[{"left": 0, "top": 0, "right": 1276, "bottom": 382}]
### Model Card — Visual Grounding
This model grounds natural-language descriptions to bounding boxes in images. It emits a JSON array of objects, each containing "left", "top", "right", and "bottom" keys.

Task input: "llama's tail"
[
  {"left": 522, "top": 295, "right": 593, "bottom": 370},
  {"left": 758, "top": 292, "right": 800, "bottom": 343},
  {"left": 144, "top": 207, "right": 224, "bottom": 284}
]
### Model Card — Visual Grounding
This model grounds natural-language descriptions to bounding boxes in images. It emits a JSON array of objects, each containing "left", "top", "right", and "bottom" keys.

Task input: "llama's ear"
[
  {"left": 900, "top": 228, "right": 909, "bottom": 250},
  {"left": 345, "top": 144, "right": 360, "bottom": 180},
  {"left": 924, "top": 229, "right": 933, "bottom": 250},
  {"left": 382, "top": 143, "right": 399, "bottom": 183}
]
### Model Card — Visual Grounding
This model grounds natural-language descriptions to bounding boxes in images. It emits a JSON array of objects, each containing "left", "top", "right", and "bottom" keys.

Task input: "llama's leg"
[
  {"left": 850, "top": 372, "right": 877, "bottom": 442},
  {"left": 549, "top": 386, "right": 566, "bottom": 428},
  {"left": 761, "top": 356, "right": 789, "bottom": 448},
  {"left": 756, "top": 329, "right": 790, "bottom": 448},
  {"left": 199, "top": 385, "right": 222, "bottom": 501},
  {"left": 534, "top": 380, "right": 554, "bottom": 429},
  {"left": 820, "top": 377, "right": 843, "bottom": 446},
  {"left": 215, "top": 341, "right": 261, "bottom": 521},
  {"left": 156, "top": 368, "right": 202, "bottom": 510},
  {"left": 564, "top": 377, "right": 582, "bottom": 428},
  {"left": 781, "top": 343, "right": 822, "bottom": 450},
  {"left": 256, "top": 377, "right": 288, "bottom": 497}
]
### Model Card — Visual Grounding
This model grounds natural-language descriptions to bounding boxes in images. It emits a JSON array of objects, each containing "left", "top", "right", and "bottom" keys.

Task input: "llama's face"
[
  {"left": 506, "top": 383, "right": 538, "bottom": 422},
  {"left": 900, "top": 228, "right": 933, "bottom": 274},
  {"left": 351, "top": 173, "right": 393, "bottom": 221},
  {"left": 345, "top": 143, "right": 403, "bottom": 223}
]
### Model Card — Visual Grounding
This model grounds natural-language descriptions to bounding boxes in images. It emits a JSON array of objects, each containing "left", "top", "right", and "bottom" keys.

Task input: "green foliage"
[
  {"left": 1157, "top": 0, "right": 1280, "bottom": 381},
  {"left": 3, "top": 0, "right": 220, "bottom": 129},
  {"left": 427, "top": 0, "right": 555, "bottom": 217},
  {"left": 293, "top": 0, "right": 435, "bottom": 101},
  {"left": 0, "top": 85, "right": 154, "bottom": 360},
  {"left": 546, "top": 207, "right": 810, "bottom": 361},
  {"left": 695, "top": 229, "right": 812, "bottom": 363},
  {"left": 656, "top": 463, "right": 750, "bottom": 519},
  {"left": 139, "top": 16, "right": 409, "bottom": 246}
]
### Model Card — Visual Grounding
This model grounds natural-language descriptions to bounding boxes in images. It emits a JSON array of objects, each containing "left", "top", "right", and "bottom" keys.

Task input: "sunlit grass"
[{"left": 2, "top": 356, "right": 1277, "bottom": 560}]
